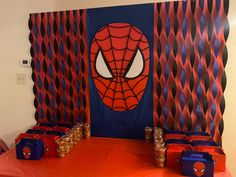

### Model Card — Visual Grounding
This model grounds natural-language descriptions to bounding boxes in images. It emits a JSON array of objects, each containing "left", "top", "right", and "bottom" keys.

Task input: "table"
[{"left": 0, "top": 137, "right": 232, "bottom": 177}]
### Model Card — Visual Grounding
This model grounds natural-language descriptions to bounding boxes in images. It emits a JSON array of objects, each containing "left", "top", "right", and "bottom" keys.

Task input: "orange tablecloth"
[{"left": 0, "top": 137, "right": 232, "bottom": 177}]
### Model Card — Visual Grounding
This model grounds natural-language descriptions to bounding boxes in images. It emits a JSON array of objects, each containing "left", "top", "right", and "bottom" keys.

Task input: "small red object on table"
[{"left": 166, "top": 144, "right": 192, "bottom": 168}]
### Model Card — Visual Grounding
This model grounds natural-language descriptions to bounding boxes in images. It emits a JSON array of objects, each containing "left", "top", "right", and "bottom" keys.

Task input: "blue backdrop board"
[{"left": 87, "top": 4, "right": 154, "bottom": 139}]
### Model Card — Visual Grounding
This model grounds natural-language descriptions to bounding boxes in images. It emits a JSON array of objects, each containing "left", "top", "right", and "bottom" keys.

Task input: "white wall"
[
  {"left": 0, "top": 0, "right": 235, "bottom": 176},
  {"left": 0, "top": 0, "right": 56, "bottom": 148},
  {"left": 223, "top": 0, "right": 236, "bottom": 175}
]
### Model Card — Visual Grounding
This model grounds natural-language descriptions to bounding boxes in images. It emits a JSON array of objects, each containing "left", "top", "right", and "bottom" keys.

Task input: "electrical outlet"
[{"left": 16, "top": 73, "right": 27, "bottom": 85}]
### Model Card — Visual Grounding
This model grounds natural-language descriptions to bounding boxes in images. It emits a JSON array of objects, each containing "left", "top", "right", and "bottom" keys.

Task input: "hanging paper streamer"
[
  {"left": 153, "top": 0, "right": 229, "bottom": 144},
  {"left": 29, "top": 10, "right": 90, "bottom": 125}
]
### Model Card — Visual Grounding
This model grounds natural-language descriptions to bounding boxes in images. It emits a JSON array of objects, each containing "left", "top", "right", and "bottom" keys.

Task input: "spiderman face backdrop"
[{"left": 90, "top": 23, "right": 150, "bottom": 111}]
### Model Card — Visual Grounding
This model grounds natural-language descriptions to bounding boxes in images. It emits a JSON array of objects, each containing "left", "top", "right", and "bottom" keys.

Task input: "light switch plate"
[{"left": 16, "top": 73, "right": 27, "bottom": 85}]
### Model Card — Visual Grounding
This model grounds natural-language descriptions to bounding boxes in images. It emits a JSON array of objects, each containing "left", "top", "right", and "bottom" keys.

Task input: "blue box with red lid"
[
  {"left": 26, "top": 129, "right": 45, "bottom": 134},
  {"left": 165, "top": 139, "right": 190, "bottom": 145},
  {"left": 164, "top": 129, "right": 186, "bottom": 135},
  {"left": 191, "top": 140, "right": 217, "bottom": 147},
  {"left": 181, "top": 150, "right": 214, "bottom": 177},
  {"left": 45, "top": 131, "right": 65, "bottom": 137},
  {"left": 38, "top": 122, "right": 73, "bottom": 128},
  {"left": 37, "top": 122, "right": 57, "bottom": 127},
  {"left": 16, "top": 138, "right": 44, "bottom": 160},
  {"left": 187, "top": 131, "right": 209, "bottom": 136}
]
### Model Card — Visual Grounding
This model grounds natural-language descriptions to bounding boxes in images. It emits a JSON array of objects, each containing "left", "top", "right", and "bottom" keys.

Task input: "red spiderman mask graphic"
[
  {"left": 23, "top": 146, "right": 31, "bottom": 159},
  {"left": 193, "top": 161, "right": 206, "bottom": 177},
  {"left": 90, "top": 23, "right": 150, "bottom": 111}
]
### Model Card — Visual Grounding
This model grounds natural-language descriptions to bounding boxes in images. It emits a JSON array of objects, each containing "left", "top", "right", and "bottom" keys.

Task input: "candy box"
[
  {"left": 164, "top": 134, "right": 187, "bottom": 141},
  {"left": 165, "top": 139, "right": 189, "bottom": 146},
  {"left": 39, "top": 134, "right": 59, "bottom": 157},
  {"left": 188, "top": 135, "right": 213, "bottom": 142},
  {"left": 26, "top": 129, "right": 45, "bottom": 135},
  {"left": 166, "top": 144, "right": 192, "bottom": 168},
  {"left": 15, "top": 133, "right": 39, "bottom": 144},
  {"left": 191, "top": 140, "right": 217, "bottom": 147},
  {"left": 164, "top": 129, "right": 186, "bottom": 135},
  {"left": 33, "top": 126, "right": 51, "bottom": 131},
  {"left": 194, "top": 146, "right": 226, "bottom": 171},
  {"left": 16, "top": 138, "right": 44, "bottom": 160},
  {"left": 181, "top": 150, "right": 214, "bottom": 177},
  {"left": 187, "top": 132, "right": 209, "bottom": 136},
  {"left": 56, "top": 123, "right": 73, "bottom": 128},
  {"left": 52, "top": 127, "right": 70, "bottom": 133},
  {"left": 37, "top": 122, "right": 57, "bottom": 127},
  {"left": 38, "top": 123, "right": 73, "bottom": 128},
  {"left": 45, "top": 131, "right": 65, "bottom": 137}
]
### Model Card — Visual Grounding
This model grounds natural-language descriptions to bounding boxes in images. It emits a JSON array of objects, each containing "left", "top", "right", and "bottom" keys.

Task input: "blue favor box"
[
  {"left": 37, "top": 122, "right": 57, "bottom": 127},
  {"left": 164, "top": 129, "right": 186, "bottom": 135},
  {"left": 16, "top": 138, "right": 44, "bottom": 160},
  {"left": 181, "top": 150, "right": 214, "bottom": 177},
  {"left": 26, "top": 129, "right": 45, "bottom": 134},
  {"left": 45, "top": 131, "right": 65, "bottom": 137},
  {"left": 187, "top": 132, "right": 209, "bottom": 136},
  {"left": 191, "top": 140, "right": 217, "bottom": 147},
  {"left": 165, "top": 139, "right": 189, "bottom": 145},
  {"left": 38, "top": 122, "right": 73, "bottom": 128}
]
